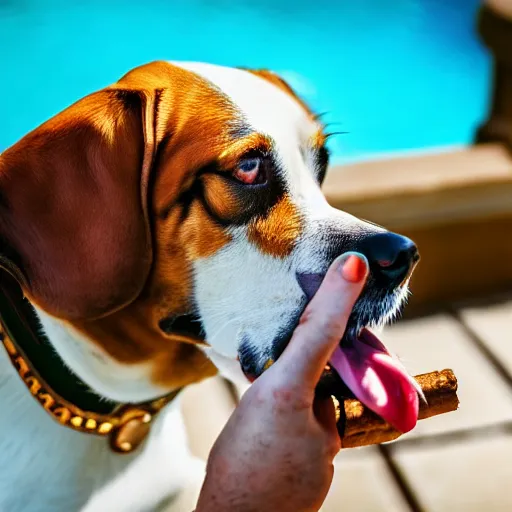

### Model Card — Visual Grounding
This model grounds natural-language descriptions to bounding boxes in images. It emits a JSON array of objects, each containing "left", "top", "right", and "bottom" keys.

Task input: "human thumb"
[{"left": 276, "top": 252, "right": 369, "bottom": 389}]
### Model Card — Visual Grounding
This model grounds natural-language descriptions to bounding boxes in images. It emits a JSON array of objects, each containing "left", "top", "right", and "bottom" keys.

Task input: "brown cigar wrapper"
[{"left": 336, "top": 369, "right": 459, "bottom": 448}]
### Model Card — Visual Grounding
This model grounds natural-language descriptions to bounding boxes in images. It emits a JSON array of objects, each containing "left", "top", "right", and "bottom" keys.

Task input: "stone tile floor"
[{"left": 167, "top": 293, "right": 512, "bottom": 511}]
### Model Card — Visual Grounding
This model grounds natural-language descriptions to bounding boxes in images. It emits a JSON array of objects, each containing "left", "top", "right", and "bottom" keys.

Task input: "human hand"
[{"left": 195, "top": 252, "right": 369, "bottom": 512}]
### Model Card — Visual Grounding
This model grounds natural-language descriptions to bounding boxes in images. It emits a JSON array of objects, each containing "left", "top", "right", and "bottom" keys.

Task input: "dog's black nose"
[
  {"left": 359, "top": 232, "right": 419, "bottom": 285},
  {"left": 296, "top": 232, "right": 419, "bottom": 300}
]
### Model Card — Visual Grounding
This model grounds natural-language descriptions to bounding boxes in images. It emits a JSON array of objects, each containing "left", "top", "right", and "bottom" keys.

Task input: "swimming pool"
[{"left": 0, "top": 0, "right": 490, "bottom": 163}]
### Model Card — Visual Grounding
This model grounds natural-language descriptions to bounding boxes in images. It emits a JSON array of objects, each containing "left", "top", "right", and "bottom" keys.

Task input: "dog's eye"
[{"left": 233, "top": 157, "right": 263, "bottom": 185}]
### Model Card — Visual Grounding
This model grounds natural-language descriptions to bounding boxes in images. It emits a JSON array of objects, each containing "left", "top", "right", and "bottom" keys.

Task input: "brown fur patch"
[
  {"left": 72, "top": 304, "right": 217, "bottom": 389},
  {"left": 151, "top": 342, "right": 217, "bottom": 388},
  {"left": 200, "top": 173, "right": 245, "bottom": 221},
  {"left": 181, "top": 200, "right": 232, "bottom": 259},
  {"left": 310, "top": 129, "right": 327, "bottom": 150},
  {"left": 247, "top": 194, "right": 302, "bottom": 258},
  {"left": 217, "top": 133, "right": 274, "bottom": 169}
]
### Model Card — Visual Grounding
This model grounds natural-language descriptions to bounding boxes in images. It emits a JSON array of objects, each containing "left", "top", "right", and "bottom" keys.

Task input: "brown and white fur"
[{"left": 0, "top": 61, "right": 416, "bottom": 511}]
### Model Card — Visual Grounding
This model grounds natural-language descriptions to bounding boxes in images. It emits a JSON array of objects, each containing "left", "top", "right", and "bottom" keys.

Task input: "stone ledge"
[
  {"left": 324, "top": 144, "right": 512, "bottom": 230},
  {"left": 323, "top": 144, "right": 512, "bottom": 310}
]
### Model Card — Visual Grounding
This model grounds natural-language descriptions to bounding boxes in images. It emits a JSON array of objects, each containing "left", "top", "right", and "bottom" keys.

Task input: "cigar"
[{"left": 336, "top": 369, "right": 459, "bottom": 448}]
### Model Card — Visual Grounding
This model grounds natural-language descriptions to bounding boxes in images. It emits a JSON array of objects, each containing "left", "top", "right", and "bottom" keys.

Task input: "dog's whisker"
[
  {"left": 325, "top": 131, "right": 349, "bottom": 138},
  {"left": 322, "top": 121, "right": 345, "bottom": 128},
  {"left": 202, "top": 309, "right": 245, "bottom": 322},
  {"left": 312, "top": 111, "right": 330, "bottom": 121},
  {"left": 207, "top": 317, "right": 240, "bottom": 345}
]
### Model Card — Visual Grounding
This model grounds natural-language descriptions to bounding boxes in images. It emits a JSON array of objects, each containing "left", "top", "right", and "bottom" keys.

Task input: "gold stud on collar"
[
  {"left": 98, "top": 422, "right": 113, "bottom": 434},
  {"left": 110, "top": 411, "right": 153, "bottom": 453},
  {"left": 119, "top": 442, "right": 133, "bottom": 452},
  {"left": 331, "top": 395, "right": 341, "bottom": 423},
  {"left": 70, "top": 416, "right": 83, "bottom": 428}
]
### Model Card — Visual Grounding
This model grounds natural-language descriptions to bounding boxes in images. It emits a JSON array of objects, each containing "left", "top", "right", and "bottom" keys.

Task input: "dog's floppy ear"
[{"left": 0, "top": 86, "right": 160, "bottom": 320}]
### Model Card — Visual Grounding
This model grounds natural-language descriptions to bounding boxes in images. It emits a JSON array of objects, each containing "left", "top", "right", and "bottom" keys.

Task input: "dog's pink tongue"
[{"left": 330, "top": 328, "right": 419, "bottom": 433}]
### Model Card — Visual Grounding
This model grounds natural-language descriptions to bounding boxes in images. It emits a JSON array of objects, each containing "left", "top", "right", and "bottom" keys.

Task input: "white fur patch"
[
  {"left": 0, "top": 346, "right": 137, "bottom": 510},
  {"left": 36, "top": 309, "right": 170, "bottom": 403},
  {"left": 0, "top": 345, "right": 199, "bottom": 512}
]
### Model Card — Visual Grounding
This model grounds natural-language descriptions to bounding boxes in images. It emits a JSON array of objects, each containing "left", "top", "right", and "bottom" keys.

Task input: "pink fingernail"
[{"left": 341, "top": 254, "right": 368, "bottom": 283}]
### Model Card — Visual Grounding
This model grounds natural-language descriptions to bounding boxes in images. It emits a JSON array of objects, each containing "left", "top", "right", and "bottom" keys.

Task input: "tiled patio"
[{"left": 167, "top": 294, "right": 512, "bottom": 512}]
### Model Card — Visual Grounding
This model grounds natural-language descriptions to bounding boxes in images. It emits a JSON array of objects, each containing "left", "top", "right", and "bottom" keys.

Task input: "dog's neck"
[
  {"left": 35, "top": 308, "right": 171, "bottom": 404},
  {"left": 0, "top": 297, "right": 207, "bottom": 511},
  {"left": 0, "top": 306, "right": 142, "bottom": 510},
  {"left": 0, "top": 270, "right": 218, "bottom": 439}
]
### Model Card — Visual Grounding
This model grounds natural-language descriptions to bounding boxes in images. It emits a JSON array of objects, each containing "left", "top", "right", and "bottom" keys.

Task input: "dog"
[{"left": 0, "top": 61, "right": 419, "bottom": 511}]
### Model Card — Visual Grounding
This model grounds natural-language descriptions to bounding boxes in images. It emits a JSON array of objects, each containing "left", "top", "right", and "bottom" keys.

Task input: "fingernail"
[{"left": 338, "top": 252, "right": 368, "bottom": 283}]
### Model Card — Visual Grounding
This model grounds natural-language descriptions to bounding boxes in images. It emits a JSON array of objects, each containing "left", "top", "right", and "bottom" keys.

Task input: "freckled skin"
[
  {"left": 200, "top": 386, "right": 337, "bottom": 512},
  {"left": 198, "top": 390, "right": 338, "bottom": 512}
]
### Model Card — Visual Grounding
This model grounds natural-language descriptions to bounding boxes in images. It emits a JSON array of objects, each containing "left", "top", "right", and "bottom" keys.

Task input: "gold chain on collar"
[{"left": 0, "top": 323, "right": 180, "bottom": 453}]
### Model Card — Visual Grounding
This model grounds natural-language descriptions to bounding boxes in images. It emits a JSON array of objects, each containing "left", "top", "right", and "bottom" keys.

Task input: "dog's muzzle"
[{"left": 238, "top": 231, "right": 421, "bottom": 433}]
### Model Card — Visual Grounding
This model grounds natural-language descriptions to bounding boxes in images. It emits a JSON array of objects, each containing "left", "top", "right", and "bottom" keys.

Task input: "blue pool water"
[{"left": 0, "top": 0, "right": 490, "bottom": 163}]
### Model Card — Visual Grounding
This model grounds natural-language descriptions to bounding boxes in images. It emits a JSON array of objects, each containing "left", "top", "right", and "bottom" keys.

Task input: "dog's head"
[{"left": 0, "top": 61, "right": 419, "bottom": 413}]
